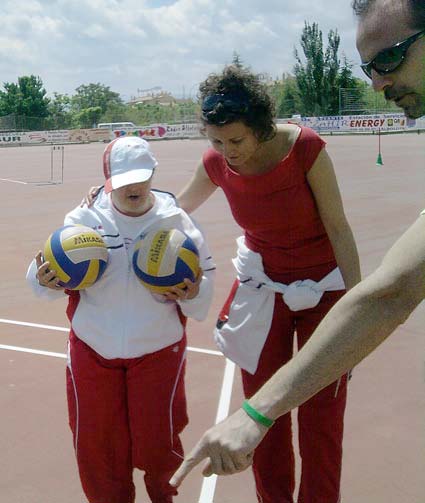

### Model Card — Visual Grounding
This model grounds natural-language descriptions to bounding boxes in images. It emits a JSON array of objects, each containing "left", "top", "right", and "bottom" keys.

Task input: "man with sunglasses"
[
  {"left": 357, "top": 0, "right": 425, "bottom": 119},
  {"left": 170, "top": 0, "right": 425, "bottom": 491}
]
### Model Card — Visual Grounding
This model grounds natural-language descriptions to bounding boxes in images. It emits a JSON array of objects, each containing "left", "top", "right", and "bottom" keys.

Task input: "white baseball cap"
[{"left": 103, "top": 136, "right": 158, "bottom": 193}]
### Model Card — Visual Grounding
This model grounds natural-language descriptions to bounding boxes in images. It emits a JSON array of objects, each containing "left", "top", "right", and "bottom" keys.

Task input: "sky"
[{"left": 0, "top": 0, "right": 364, "bottom": 102}]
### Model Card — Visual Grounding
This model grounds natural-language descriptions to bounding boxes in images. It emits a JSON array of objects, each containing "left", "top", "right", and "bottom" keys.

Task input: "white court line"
[
  {"left": 0, "top": 318, "right": 222, "bottom": 356},
  {"left": 187, "top": 346, "right": 222, "bottom": 357},
  {"left": 0, "top": 318, "right": 68, "bottom": 332},
  {"left": 0, "top": 344, "right": 66, "bottom": 359},
  {"left": 0, "top": 178, "right": 28, "bottom": 184},
  {"left": 198, "top": 358, "right": 236, "bottom": 503}
]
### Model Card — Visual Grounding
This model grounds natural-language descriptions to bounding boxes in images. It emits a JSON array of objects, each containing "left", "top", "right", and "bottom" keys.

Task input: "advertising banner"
[
  {"left": 1, "top": 116, "right": 423, "bottom": 147},
  {"left": 0, "top": 128, "right": 110, "bottom": 145},
  {"left": 110, "top": 123, "right": 201, "bottom": 140},
  {"left": 300, "top": 113, "right": 424, "bottom": 133}
]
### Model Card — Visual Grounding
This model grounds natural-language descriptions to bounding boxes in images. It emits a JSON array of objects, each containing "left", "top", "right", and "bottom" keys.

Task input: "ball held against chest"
[
  {"left": 132, "top": 228, "right": 200, "bottom": 293},
  {"left": 43, "top": 224, "right": 109, "bottom": 290}
]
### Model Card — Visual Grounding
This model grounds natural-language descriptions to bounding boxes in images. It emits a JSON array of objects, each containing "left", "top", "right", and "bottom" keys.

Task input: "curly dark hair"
[
  {"left": 352, "top": 0, "right": 425, "bottom": 30},
  {"left": 198, "top": 65, "right": 276, "bottom": 142}
]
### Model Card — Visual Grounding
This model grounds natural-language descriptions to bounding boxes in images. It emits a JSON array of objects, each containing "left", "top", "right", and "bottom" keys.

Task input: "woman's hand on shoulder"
[{"left": 80, "top": 185, "right": 102, "bottom": 208}]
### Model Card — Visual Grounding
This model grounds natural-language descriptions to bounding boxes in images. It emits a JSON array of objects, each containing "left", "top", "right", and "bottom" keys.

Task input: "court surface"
[{"left": 1, "top": 133, "right": 424, "bottom": 503}]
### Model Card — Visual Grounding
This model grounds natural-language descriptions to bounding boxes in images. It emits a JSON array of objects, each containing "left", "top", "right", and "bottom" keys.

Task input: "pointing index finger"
[{"left": 169, "top": 440, "right": 209, "bottom": 488}]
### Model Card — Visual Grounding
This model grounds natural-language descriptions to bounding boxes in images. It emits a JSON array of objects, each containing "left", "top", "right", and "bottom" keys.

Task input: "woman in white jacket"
[{"left": 26, "top": 137, "right": 215, "bottom": 503}]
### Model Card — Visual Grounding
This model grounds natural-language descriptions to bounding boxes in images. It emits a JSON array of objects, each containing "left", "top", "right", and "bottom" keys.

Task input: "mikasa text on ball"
[
  {"left": 43, "top": 225, "right": 109, "bottom": 290},
  {"left": 133, "top": 228, "right": 200, "bottom": 293}
]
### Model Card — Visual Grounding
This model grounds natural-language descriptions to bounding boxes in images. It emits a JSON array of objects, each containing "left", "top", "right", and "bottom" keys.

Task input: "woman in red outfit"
[{"left": 176, "top": 65, "right": 360, "bottom": 503}]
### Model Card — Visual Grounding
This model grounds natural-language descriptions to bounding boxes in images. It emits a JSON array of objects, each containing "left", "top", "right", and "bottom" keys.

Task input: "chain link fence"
[
  {"left": 339, "top": 87, "right": 400, "bottom": 115},
  {"left": 0, "top": 114, "right": 73, "bottom": 132},
  {"left": 0, "top": 109, "right": 199, "bottom": 132}
]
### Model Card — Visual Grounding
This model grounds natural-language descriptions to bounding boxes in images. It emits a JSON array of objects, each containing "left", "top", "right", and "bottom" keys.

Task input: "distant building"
[{"left": 128, "top": 91, "right": 177, "bottom": 107}]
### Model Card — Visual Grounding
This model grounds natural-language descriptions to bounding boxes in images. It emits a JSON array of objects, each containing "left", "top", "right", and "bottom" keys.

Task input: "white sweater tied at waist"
[{"left": 214, "top": 236, "right": 346, "bottom": 374}]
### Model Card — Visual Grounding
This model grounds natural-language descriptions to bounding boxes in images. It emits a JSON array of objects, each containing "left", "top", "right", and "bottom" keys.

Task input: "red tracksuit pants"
[
  {"left": 66, "top": 330, "right": 188, "bottom": 503},
  {"left": 242, "top": 290, "right": 348, "bottom": 503}
]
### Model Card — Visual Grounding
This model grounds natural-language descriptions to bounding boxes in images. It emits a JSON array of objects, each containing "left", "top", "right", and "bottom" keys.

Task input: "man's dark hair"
[{"left": 352, "top": 0, "right": 425, "bottom": 29}]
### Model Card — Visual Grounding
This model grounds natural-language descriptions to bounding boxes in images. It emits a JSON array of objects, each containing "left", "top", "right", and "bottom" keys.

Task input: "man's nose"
[{"left": 371, "top": 70, "right": 393, "bottom": 93}]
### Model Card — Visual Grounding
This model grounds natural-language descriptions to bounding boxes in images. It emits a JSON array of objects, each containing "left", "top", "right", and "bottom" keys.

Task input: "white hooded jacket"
[{"left": 26, "top": 189, "right": 215, "bottom": 359}]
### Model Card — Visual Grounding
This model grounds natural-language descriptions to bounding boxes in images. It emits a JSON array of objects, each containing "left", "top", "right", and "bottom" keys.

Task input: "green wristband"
[{"left": 242, "top": 400, "right": 275, "bottom": 428}]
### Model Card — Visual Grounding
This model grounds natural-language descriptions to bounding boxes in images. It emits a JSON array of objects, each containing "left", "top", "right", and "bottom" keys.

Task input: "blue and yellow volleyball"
[
  {"left": 43, "top": 225, "right": 109, "bottom": 290},
  {"left": 132, "top": 228, "right": 200, "bottom": 293}
]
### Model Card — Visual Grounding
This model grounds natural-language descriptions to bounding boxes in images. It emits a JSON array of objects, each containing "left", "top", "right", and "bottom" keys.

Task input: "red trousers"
[
  {"left": 242, "top": 290, "right": 348, "bottom": 503},
  {"left": 66, "top": 331, "right": 188, "bottom": 503}
]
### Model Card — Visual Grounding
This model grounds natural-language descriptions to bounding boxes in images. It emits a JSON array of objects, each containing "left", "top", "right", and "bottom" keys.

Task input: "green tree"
[
  {"left": 294, "top": 22, "right": 324, "bottom": 116},
  {"left": 294, "top": 22, "right": 361, "bottom": 116},
  {"left": 47, "top": 92, "right": 73, "bottom": 129},
  {"left": 98, "top": 100, "right": 129, "bottom": 124},
  {"left": 279, "top": 80, "right": 300, "bottom": 116},
  {"left": 72, "top": 83, "right": 122, "bottom": 112},
  {"left": 268, "top": 74, "right": 301, "bottom": 118},
  {"left": 71, "top": 83, "right": 123, "bottom": 126},
  {"left": 72, "top": 106, "right": 103, "bottom": 129},
  {"left": 0, "top": 75, "right": 50, "bottom": 118}
]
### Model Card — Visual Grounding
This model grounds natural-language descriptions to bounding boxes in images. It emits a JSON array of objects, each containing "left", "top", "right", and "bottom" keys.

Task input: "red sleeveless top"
[{"left": 203, "top": 126, "right": 337, "bottom": 280}]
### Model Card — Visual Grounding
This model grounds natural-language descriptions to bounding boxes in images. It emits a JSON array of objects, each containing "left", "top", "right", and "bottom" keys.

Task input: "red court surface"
[{"left": 1, "top": 133, "right": 424, "bottom": 503}]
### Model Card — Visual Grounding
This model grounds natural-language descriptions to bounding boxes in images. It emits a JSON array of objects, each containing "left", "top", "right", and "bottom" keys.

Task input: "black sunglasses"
[
  {"left": 201, "top": 92, "right": 250, "bottom": 124},
  {"left": 360, "top": 29, "right": 425, "bottom": 79}
]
